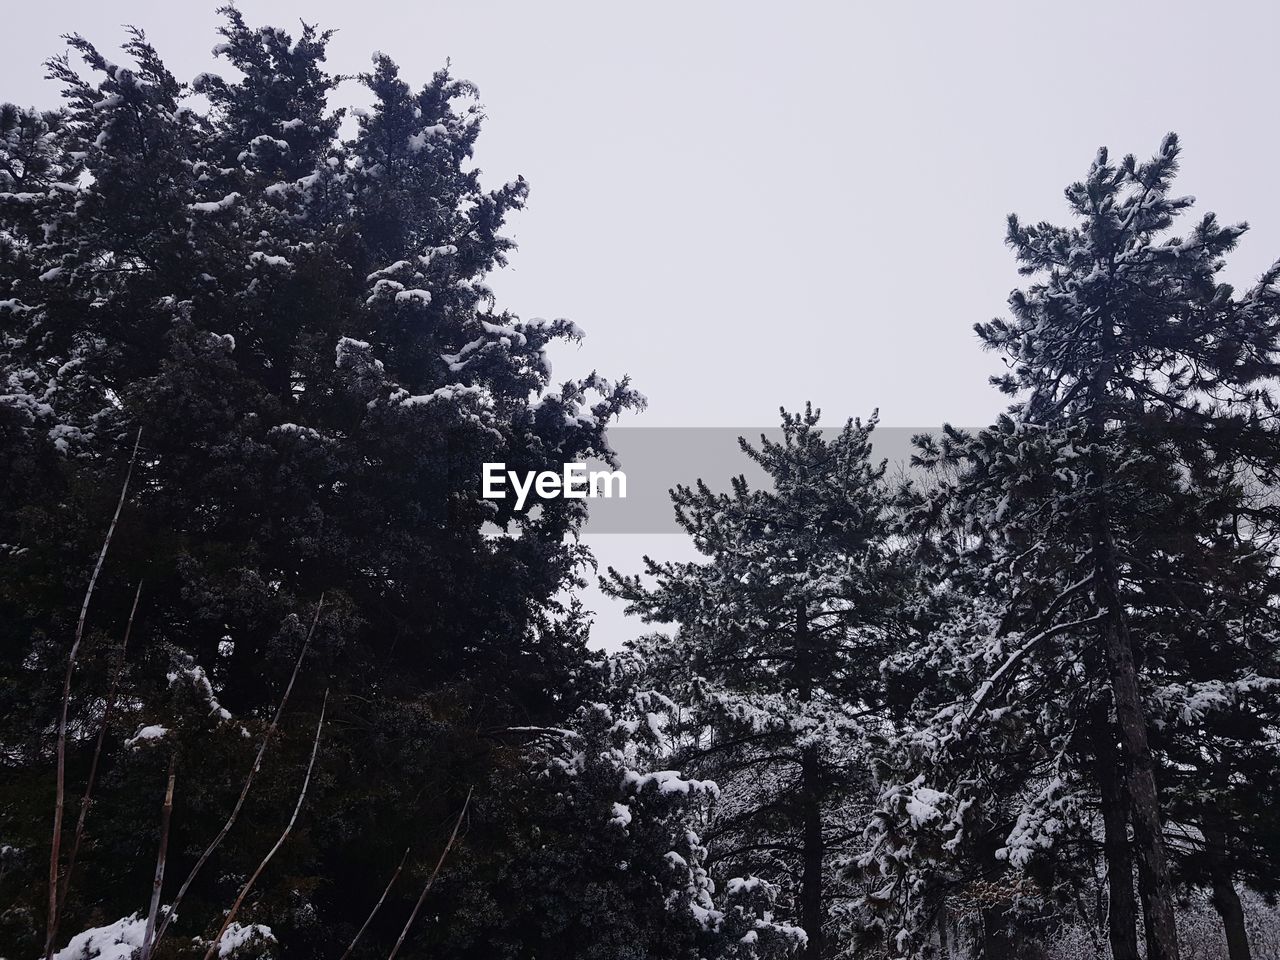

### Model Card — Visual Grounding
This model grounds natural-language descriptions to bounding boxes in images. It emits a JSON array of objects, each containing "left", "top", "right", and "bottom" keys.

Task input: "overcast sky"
[{"left": 6, "top": 1, "right": 1280, "bottom": 645}]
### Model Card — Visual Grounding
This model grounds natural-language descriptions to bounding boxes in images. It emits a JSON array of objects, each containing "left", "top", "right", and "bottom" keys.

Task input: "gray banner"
[{"left": 568, "top": 426, "right": 947, "bottom": 534}]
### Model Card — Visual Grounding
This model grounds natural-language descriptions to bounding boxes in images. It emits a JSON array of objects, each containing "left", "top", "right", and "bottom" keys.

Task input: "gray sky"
[{"left": 6, "top": 1, "right": 1280, "bottom": 646}]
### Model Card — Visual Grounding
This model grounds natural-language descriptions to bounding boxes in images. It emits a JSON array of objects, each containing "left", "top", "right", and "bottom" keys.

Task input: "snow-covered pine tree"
[
  {"left": 440, "top": 690, "right": 807, "bottom": 960},
  {"left": 860, "top": 549, "right": 1107, "bottom": 958},
  {"left": 0, "top": 11, "right": 639, "bottom": 953},
  {"left": 605, "top": 406, "right": 911, "bottom": 958},
  {"left": 867, "top": 135, "right": 1280, "bottom": 960},
  {"left": 1139, "top": 457, "right": 1280, "bottom": 960}
]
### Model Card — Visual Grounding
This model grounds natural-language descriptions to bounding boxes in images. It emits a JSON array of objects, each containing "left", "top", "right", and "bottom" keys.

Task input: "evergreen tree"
[
  {"left": 0, "top": 12, "right": 639, "bottom": 955},
  {"left": 439, "top": 693, "right": 807, "bottom": 960},
  {"left": 1143, "top": 445, "right": 1280, "bottom": 960},
  {"left": 606, "top": 407, "right": 909, "bottom": 958},
  {"left": 863, "top": 135, "right": 1280, "bottom": 960}
]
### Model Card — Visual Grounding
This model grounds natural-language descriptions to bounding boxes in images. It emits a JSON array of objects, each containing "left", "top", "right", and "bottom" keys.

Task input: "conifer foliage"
[
  {"left": 862, "top": 136, "right": 1280, "bottom": 958},
  {"left": 5, "top": 9, "right": 1280, "bottom": 960},
  {"left": 0, "top": 11, "right": 643, "bottom": 958},
  {"left": 606, "top": 408, "right": 910, "bottom": 958}
]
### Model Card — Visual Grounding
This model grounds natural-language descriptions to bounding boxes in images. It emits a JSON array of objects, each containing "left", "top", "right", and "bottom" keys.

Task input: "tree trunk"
[
  {"left": 1095, "top": 729, "right": 1140, "bottom": 960},
  {"left": 980, "top": 906, "right": 1016, "bottom": 960},
  {"left": 799, "top": 745, "right": 824, "bottom": 960},
  {"left": 1087, "top": 286, "right": 1180, "bottom": 960},
  {"left": 1093, "top": 531, "right": 1180, "bottom": 960},
  {"left": 1204, "top": 826, "right": 1252, "bottom": 960},
  {"left": 795, "top": 603, "right": 824, "bottom": 959}
]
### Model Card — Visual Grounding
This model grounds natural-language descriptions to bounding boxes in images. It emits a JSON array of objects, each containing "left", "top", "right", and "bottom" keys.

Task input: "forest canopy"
[{"left": 2, "top": 9, "right": 1280, "bottom": 960}]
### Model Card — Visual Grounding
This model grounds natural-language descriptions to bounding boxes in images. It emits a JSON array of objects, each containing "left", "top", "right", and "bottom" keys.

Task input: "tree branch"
[
  {"left": 386, "top": 787, "right": 473, "bottom": 960},
  {"left": 45, "top": 427, "right": 141, "bottom": 960},
  {"left": 147, "top": 595, "right": 325, "bottom": 956},
  {"left": 58, "top": 580, "right": 143, "bottom": 916},
  {"left": 339, "top": 846, "right": 411, "bottom": 960},
  {"left": 203, "top": 690, "right": 329, "bottom": 960}
]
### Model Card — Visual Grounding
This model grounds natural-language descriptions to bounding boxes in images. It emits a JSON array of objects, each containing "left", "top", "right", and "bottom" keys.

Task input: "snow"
[
  {"left": 644, "top": 712, "right": 663, "bottom": 738},
  {"left": 479, "top": 319, "right": 527, "bottom": 346},
  {"left": 238, "top": 136, "right": 291, "bottom": 163},
  {"left": 335, "top": 337, "right": 385, "bottom": 378},
  {"left": 901, "top": 793, "right": 952, "bottom": 829},
  {"left": 367, "top": 261, "right": 412, "bottom": 282},
  {"left": 440, "top": 336, "right": 486, "bottom": 371},
  {"left": 215, "top": 921, "right": 275, "bottom": 958},
  {"left": 623, "top": 768, "right": 720, "bottom": 799},
  {"left": 998, "top": 778, "right": 1076, "bottom": 869},
  {"left": 418, "top": 244, "right": 457, "bottom": 266},
  {"left": 365, "top": 278, "right": 404, "bottom": 305},
  {"left": 335, "top": 336, "right": 371, "bottom": 365},
  {"left": 124, "top": 724, "right": 169, "bottom": 748},
  {"left": 50, "top": 914, "right": 147, "bottom": 960},
  {"left": 394, "top": 288, "right": 431, "bottom": 305},
  {"left": 726, "top": 876, "right": 765, "bottom": 896},
  {"left": 248, "top": 252, "right": 292, "bottom": 268},
  {"left": 398, "top": 384, "right": 485, "bottom": 407},
  {"left": 167, "top": 657, "right": 233, "bottom": 721},
  {"left": 609, "top": 801, "right": 632, "bottom": 828},
  {"left": 189, "top": 192, "right": 241, "bottom": 214},
  {"left": 1149, "top": 675, "right": 1280, "bottom": 726},
  {"left": 48, "top": 423, "right": 87, "bottom": 453},
  {"left": 269, "top": 422, "right": 321, "bottom": 440},
  {"left": 407, "top": 125, "right": 448, "bottom": 152},
  {"left": 528, "top": 317, "right": 587, "bottom": 342}
]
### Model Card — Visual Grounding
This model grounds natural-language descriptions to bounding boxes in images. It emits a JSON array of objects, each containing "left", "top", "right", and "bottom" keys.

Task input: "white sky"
[{"left": 6, "top": 1, "right": 1280, "bottom": 646}]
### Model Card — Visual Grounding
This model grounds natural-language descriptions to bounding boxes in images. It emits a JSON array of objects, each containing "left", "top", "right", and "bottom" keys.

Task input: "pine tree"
[
  {"left": 1141, "top": 449, "right": 1280, "bottom": 960},
  {"left": 605, "top": 406, "right": 909, "bottom": 958},
  {"left": 866, "top": 135, "right": 1280, "bottom": 960},
  {"left": 439, "top": 691, "right": 807, "bottom": 960},
  {"left": 0, "top": 12, "right": 639, "bottom": 954}
]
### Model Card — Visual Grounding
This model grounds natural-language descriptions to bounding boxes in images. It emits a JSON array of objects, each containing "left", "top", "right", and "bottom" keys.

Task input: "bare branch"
[
  {"left": 58, "top": 580, "right": 143, "bottom": 916},
  {"left": 203, "top": 689, "right": 329, "bottom": 960},
  {"left": 339, "top": 846, "right": 411, "bottom": 960},
  {"left": 45, "top": 427, "right": 142, "bottom": 960},
  {"left": 142, "top": 755, "right": 177, "bottom": 956},
  {"left": 146, "top": 595, "right": 325, "bottom": 956},
  {"left": 386, "top": 787, "right": 473, "bottom": 960}
]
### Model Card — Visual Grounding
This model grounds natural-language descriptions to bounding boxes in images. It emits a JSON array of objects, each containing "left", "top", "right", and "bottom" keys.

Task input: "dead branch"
[
  {"left": 58, "top": 580, "right": 143, "bottom": 916},
  {"left": 45, "top": 427, "right": 142, "bottom": 960},
  {"left": 386, "top": 787, "right": 473, "bottom": 960},
  {"left": 339, "top": 846, "right": 411, "bottom": 960},
  {"left": 142, "top": 755, "right": 177, "bottom": 956},
  {"left": 146, "top": 595, "right": 325, "bottom": 957},
  {"left": 203, "top": 689, "right": 329, "bottom": 960}
]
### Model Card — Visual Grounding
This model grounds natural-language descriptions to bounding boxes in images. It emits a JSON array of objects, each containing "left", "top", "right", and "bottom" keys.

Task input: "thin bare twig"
[
  {"left": 203, "top": 689, "right": 329, "bottom": 960},
  {"left": 45, "top": 427, "right": 142, "bottom": 960},
  {"left": 339, "top": 846, "right": 411, "bottom": 960},
  {"left": 386, "top": 787, "right": 473, "bottom": 960},
  {"left": 142, "top": 755, "right": 177, "bottom": 955},
  {"left": 59, "top": 580, "right": 143, "bottom": 914},
  {"left": 147, "top": 596, "right": 325, "bottom": 957}
]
